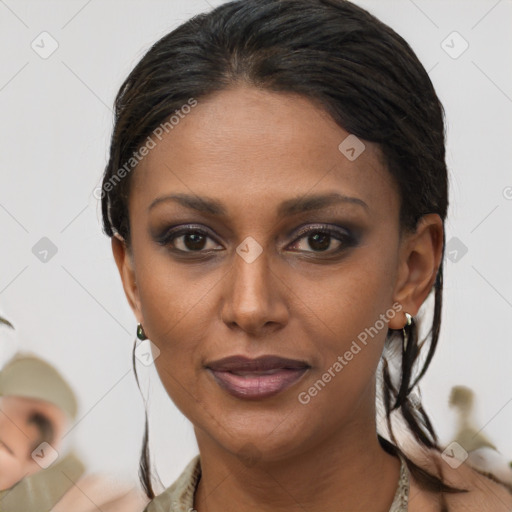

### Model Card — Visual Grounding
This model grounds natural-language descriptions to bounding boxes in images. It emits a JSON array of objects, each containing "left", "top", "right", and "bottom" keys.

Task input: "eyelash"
[{"left": 156, "top": 223, "right": 357, "bottom": 257}]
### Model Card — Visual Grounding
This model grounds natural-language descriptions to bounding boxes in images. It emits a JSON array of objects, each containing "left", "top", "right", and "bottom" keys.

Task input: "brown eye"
[
  {"left": 291, "top": 232, "right": 340, "bottom": 252},
  {"left": 310, "top": 233, "right": 333, "bottom": 251},
  {"left": 288, "top": 225, "right": 356, "bottom": 254},
  {"left": 178, "top": 232, "right": 208, "bottom": 251},
  {"left": 158, "top": 227, "right": 223, "bottom": 253}
]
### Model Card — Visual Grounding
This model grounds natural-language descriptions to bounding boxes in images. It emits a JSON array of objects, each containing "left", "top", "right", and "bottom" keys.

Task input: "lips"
[
  {"left": 206, "top": 355, "right": 310, "bottom": 400},
  {"left": 206, "top": 355, "right": 309, "bottom": 372}
]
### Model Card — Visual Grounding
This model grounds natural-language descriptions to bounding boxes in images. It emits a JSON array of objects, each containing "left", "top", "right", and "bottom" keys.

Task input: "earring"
[
  {"left": 402, "top": 312, "right": 413, "bottom": 351},
  {"left": 136, "top": 323, "right": 148, "bottom": 341}
]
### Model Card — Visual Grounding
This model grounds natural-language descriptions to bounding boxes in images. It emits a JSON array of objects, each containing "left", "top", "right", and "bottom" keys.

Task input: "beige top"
[{"left": 144, "top": 453, "right": 410, "bottom": 512}]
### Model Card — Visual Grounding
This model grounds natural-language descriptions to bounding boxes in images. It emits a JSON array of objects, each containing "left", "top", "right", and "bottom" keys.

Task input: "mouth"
[{"left": 205, "top": 355, "right": 310, "bottom": 400}]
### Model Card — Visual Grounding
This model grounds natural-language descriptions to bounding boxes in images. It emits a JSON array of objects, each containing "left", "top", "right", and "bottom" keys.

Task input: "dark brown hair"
[{"left": 101, "top": 0, "right": 477, "bottom": 508}]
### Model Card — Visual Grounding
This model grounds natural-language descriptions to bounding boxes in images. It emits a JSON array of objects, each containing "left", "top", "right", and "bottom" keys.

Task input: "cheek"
[
  {"left": 305, "top": 251, "right": 396, "bottom": 345},
  {"left": 135, "top": 254, "right": 219, "bottom": 395},
  {"left": 0, "top": 452, "right": 25, "bottom": 490},
  {"left": 136, "top": 244, "right": 214, "bottom": 333},
  {"left": 292, "top": 248, "right": 398, "bottom": 396}
]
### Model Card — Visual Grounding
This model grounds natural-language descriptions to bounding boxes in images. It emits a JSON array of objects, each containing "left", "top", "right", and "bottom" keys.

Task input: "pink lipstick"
[{"left": 206, "top": 355, "right": 310, "bottom": 400}]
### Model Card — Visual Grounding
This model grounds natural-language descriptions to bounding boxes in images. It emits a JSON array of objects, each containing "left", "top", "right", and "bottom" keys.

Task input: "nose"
[{"left": 220, "top": 243, "right": 289, "bottom": 336}]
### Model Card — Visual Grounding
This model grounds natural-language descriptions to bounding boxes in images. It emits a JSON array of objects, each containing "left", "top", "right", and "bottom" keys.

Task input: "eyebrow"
[{"left": 148, "top": 192, "right": 369, "bottom": 216}]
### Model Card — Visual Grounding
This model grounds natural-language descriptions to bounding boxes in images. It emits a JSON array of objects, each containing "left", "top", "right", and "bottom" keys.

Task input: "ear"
[
  {"left": 111, "top": 234, "right": 143, "bottom": 324},
  {"left": 388, "top": 213, "right": 444, "bottom": 330}
]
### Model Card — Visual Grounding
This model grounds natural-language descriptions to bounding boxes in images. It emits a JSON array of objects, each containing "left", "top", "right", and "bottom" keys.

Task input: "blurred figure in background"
[
  {"left": 0, "top": 351, "right": 148, "bottom": 512},
  {"left": 449, "top": 384, "right": 512, "bottom": 490},
  {"left": 0, "top": 316, "right": 13, "bottom": 329}
]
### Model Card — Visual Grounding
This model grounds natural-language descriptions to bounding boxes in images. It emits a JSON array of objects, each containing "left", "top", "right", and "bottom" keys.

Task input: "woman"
[{"left": 99, "top": 0, "right": 512, "bottom": 510}]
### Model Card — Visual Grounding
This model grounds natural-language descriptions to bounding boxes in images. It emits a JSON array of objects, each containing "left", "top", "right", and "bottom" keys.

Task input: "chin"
[{"left": 210, "top": 419, "right": 313, "bottom": 465}]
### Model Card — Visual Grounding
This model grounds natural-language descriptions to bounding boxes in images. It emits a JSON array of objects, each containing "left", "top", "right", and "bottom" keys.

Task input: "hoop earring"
[
  {"left": 136, "top": 323, "right": 148, "bottom": 341},
  {"left": 402, "top": 312, "right": 413, "bottom": 351}
]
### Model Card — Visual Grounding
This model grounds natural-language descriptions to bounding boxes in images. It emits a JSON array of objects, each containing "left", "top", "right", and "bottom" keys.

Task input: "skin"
[
  {"left": 0, "top": 395, "right": 66, "bottom": 490},
  {"left": 111, "top": 84, "right": 498, "bottom": 512}
]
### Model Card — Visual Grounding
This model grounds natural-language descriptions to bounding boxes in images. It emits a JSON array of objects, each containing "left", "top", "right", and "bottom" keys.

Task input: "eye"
[
  {"left": 288, "top": 224, "right": 355, "bottom": 254},
  {"left": 158, "top": 226, "right": 223, "bottom": 253},
  {"left": 157, "top": 223, "right": 357, "bottom": 256}
]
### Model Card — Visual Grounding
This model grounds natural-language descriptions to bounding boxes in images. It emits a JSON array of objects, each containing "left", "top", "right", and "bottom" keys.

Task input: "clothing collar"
[{"left": 144, "top": 455, "right": 201, "bottom": 512}]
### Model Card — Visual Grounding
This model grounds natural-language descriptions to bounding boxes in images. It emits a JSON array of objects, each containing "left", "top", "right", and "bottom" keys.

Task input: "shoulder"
[{"left": 405, "top": 445, "right": 512, "bottom": 512}]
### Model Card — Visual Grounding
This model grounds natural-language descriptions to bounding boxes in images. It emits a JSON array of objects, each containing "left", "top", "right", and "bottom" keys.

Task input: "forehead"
[
  {"left": 131, "top": 85, "right": 398, "bottom": 218},
  {"left": 0, "top": 396, "right": 55, "bottom": 420}
]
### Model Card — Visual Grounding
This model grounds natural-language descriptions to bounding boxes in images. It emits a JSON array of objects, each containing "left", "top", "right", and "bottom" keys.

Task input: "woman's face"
[
  {"left": 0, "top": 396, "right": 63, "bottom": 490},
  {"left": 114, "top": 85, "right": 441, "bottom": 462}
]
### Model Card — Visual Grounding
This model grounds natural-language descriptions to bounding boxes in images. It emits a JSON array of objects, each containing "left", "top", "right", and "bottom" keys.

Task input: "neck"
[{"left": 193, "top": 416, "right": 401, "bottom": 512}]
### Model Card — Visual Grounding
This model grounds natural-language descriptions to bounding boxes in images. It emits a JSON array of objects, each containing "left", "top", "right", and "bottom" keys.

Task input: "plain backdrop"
[{"left": 0, "top": 0, "right": 511, "bottom": 491}]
